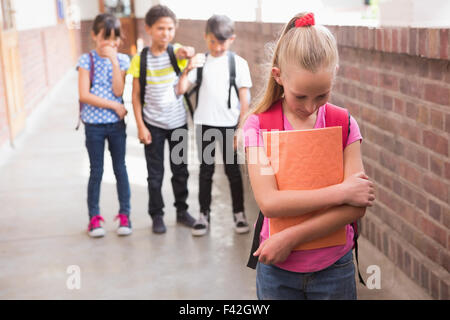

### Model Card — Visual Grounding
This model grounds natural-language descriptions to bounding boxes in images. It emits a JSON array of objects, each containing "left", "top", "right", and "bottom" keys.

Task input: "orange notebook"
[{"left": 263, "top": 126, "right": 347, "bottom": 251}]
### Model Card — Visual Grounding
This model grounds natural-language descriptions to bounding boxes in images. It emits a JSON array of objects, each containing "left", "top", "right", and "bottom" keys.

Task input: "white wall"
[
  {"left": 14, "top": 0, "right": 57, "bottom": 30},
  {"left": 379, "top": 0, "right": 450, "bottom": 27},
  {"left": 77, "top": 0, "right": 99, "bottom": 20},
  {"left": 134, "top": 0, "right": 157, "bottom": 19}
]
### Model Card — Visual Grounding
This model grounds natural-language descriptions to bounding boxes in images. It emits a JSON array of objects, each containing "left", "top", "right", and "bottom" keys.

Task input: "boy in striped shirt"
[{"left": 128, "top": 5, "right": 201, "bottom": 234}]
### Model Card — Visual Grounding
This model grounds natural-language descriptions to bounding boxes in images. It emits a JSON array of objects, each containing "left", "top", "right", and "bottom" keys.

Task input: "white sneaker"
[
  {"left": 233, "top": 212, "right": 250, "bottom": 234},
  {"left": 191, "top": 211, "right": 210, "bottom": 237},
  {"left": 87, "top": 215, "right": 106, "bottom": 238},
  {"left": 115, "top": 213, "right": 132, "bottom": 236}
]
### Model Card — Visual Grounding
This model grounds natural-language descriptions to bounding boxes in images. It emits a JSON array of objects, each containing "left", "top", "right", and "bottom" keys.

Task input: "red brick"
[
  {"left": 445, "top": 161, "right": 450, "bottom": 181},
  {"left": 423, "top": 130, "right": 449, "bottom": 156},
  {"left": 428, "top": 199, "right": 442, "bottom": 222},
  {"left": 393, "top": 98, "right": 405, "bottom": 115},
  {"left": 380, "top": 73, "right": 399, "bottom": 91},
  {"left": 409, "top": 28, "right": 418, "bottom": 55},
  {"left": 361, "top": 68, "right": 379, "bottom": 86},
  {"left": 446, "top": 113, "right": 450, "bottom": 134},
  {"left": 430, "top": 109, "right": 444, "bottom": 130},
  {"left": 383, "top": 28, "right": 392, "bottom": 52},
  {"left": 421, "top": 216, "right": 447, "bottom": 248},
  {"left": 423, "top": 174, "right": 449, "bottom": 202},
  {"left": 430, "top": 272, "right": 440, "bottom": 299},
  {"left": 401, "top": 28, "right": 408, "bottom": 53},
  {"left": 392, "top": 28, "right": 399, "bottom": 53},
  {"left": 419, "top": 29, "right": 428, "bottom": 57},
  {"left": 399, "top": 77, "right": 423, "bottom": 99},
  {"left": 398, "top": 119, "right": 421, "bottom": 144},
  {"left": 440, "top": 280, "right": 449, "bottom": 300},
  {"left": 440, "top": 29, "right": 448, "bottom": 60},
  {"left": 424, "top": 83, "right": 450, "bottom": 106},
  {"left": 376, "top": 28, "right": 383, "bottom": 51},
  {"left": 397, "top": 160, "right": 422, "bottom": 186},
  {"left": 430, "top": 155, "right": 444, "bottom": 176},
  {"left": 428, "top": 29, "right": 440, "bottom": 59}
]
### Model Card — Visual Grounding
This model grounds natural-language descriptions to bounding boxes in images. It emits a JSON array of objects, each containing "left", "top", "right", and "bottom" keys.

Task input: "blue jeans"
[
  {"left": 256, "top": 250, "right": 357, "bottom": 300},
  {"left": 84, "top": 121, "right": 130, "bottom": 218}
]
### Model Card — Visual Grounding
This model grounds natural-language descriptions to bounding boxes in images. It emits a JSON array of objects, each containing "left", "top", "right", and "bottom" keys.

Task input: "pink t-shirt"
[{"left": 243, "top": 104, "right": 363, "bottom": 273}]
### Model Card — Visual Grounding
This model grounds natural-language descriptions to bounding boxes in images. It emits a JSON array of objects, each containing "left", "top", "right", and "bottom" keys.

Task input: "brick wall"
[
  {"left": 0, "top": 23, "right": 76, "bottom": 147},
  {"left": 172, "top": 19, "right": 450, "bottom": 299},
  {"left": 329, "top": 26, "right": 450, "bottom": 300},
  {"left": 17, "top": 23, "right": 74, "bottom": 113}
]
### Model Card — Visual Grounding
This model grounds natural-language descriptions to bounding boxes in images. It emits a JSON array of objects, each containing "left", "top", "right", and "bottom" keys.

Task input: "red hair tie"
[{"left": 295, "top": 13, "right": 315, "bottom": 27}]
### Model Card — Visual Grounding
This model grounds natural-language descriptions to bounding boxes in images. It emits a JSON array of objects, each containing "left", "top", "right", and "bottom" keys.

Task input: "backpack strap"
[
  {"left": 227, "top": 51, "right": 239, "bottom": 109},
  {"left": 76, "top": 51, "right": 94, "bottom": 130},
  {"left": 186, "top": 52, "right": 207, "bottom": 110},
  {"left": 167, "top": 43, "right": 194, "bottom": 118},
  {"left": 324, "top": 103, "right": 350, "bottom": 150},
  {"left": 139, "top": 47, "right": 149, "bottom": 107}
]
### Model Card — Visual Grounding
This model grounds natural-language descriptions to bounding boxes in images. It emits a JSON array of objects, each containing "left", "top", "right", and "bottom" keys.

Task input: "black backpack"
[
  {"left": 186, "top": 51, "right": 239, "bottom": 110},
  {"left": 139, "top": 44, "right": 195, "bottom": 118}
]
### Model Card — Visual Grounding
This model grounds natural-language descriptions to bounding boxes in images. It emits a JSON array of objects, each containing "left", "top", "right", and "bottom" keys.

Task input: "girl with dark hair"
[{"left": 77, "top": 13, "right": 132, "bottom": 238}]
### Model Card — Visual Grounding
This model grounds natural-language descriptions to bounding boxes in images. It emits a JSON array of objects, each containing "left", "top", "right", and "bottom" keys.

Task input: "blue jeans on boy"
[
  {"left": 143, "top": 122, "right": 189, "bottom": 218},
  {"left": 85, "top": 120, "right": 130, "bottom": 218},
  {"left": 256, "top": 250, "right": 357, "bottom": 300}
]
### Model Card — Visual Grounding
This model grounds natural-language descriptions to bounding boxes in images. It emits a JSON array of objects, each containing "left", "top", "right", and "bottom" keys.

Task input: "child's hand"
[
  {"left": 113, "top": 102, "right": 128, "bottom": 119},
  {"left": 100, "top": 43, "right": 119, "bottom": 64},
  {"left": 186, "top": 53, "right": 206, "bottom": 72},
  {"left": 138, "top": 126, "right": 152, "bottom": 145},
  {"left": 340, "top": 172, "right": 375, "bottom": 207},
  {"left": 177, "top": 46, "right": 195, "bottom": 59},
  {"left": 253, "top": 232, "right": 293, "bottom": 265}
]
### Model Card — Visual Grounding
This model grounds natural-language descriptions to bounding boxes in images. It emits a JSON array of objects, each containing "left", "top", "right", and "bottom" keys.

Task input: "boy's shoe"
[
  {"left": 233, "top": 212, "right": 250, "bottom": 234},
  {"left": 192, "top": 211, "right": 210, "bottom": 237},
  {"left": 87, "top": 215, "right": 106, "bottom": 238},
  {"left": 152, "top": 215, "right": 166, "bottom": 234},
  {"left": 115, "top": 213, "right": 132, "bottom": 236},
  {"left": 176, "top": 211, "right": 196, "bottom": 228}
]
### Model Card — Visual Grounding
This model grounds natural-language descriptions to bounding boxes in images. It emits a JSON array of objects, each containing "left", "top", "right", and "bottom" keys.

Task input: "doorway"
[{"left": 99, "top": 0, "right": 137, "bottom": 56}]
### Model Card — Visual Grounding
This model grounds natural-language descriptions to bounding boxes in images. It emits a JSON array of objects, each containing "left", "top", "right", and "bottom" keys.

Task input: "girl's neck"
[
  {"left": 282, "top": 99, "right": 319, "bottom": 130},
  {"left": 150, "top": 44, "right": 167, "bottom": 56}
]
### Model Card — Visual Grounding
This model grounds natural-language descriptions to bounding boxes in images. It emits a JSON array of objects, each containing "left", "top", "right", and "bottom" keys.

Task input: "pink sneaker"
[
  {"left": 115, "top": 213, "right": 132, "bottom": 236},
  {"left": 87, "top": 215, "right": 105, "bottom": 238}
]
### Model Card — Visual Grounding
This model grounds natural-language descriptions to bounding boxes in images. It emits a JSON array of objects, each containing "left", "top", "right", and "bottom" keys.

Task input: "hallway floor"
[{"left": 0, "top": 70, "right": 431, "bottom": 300}]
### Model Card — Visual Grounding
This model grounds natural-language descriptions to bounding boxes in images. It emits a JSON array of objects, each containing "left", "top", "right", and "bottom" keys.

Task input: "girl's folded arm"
[
  {"left": 266, "top": 141, "right": 371, "bottom": 250},
  {"left": 246, "top": 145, "right": 347, "bottom": 218},
  {"left": 253, "top": 141, "right": 373, "bottom": 265},
  {"left": 246, "top": 140, "right": 373, "bottom": 219}
]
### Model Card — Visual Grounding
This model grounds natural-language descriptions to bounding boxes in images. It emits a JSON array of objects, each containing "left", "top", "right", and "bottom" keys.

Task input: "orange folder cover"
[{"left": 263, "top": 126, "right": 347, "bottom": 250}]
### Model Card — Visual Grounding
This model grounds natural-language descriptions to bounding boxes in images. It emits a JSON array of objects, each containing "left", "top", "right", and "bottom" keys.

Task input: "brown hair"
[{"left": 145, "top": 4, "right": 177, "bottom": 27}]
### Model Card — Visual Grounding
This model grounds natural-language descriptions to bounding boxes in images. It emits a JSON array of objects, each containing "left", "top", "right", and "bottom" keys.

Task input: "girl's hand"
[
  {"left": 100, "top": 43, "right": 119, "bottom": 65},
  {"left": 112, "top": 102, "right": 127, "bottom": 119},
  {"left": 340, "top": 172, "right": 375, "bottom": 207},
  {"left": 138, "top": 126, "right": 152, "bottom": 145},
  {"left": 253, "top": 232, "right": 293, "bottom": 265}
]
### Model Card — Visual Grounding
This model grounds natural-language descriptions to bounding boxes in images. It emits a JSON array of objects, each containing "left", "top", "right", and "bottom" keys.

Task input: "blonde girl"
[{"left": 242, "top": 13, "right": 375, "bottom": 300}]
